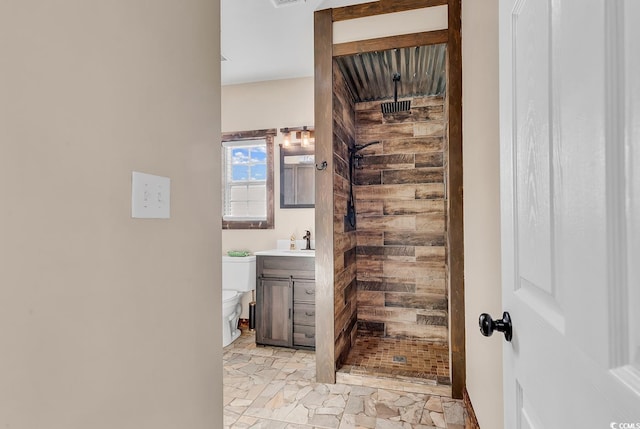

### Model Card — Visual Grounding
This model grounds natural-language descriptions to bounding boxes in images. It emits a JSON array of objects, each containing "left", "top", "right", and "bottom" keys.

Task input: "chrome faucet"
[{"left": 303, "top": 230, "right": 311, "bottom": 250}]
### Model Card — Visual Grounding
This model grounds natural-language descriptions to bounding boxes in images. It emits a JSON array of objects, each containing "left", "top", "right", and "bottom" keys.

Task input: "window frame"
[{"left": 221, "top": 129, "right": 275, "bottom": 230}]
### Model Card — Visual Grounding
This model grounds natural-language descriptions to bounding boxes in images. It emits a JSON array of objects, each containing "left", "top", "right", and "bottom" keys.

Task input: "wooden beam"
[
  {"left": 332, "top": 0, "right": 447, "bottom": 22},
  {"left": 314, "top": 8, "right": 336, "bottom": 385},
  {"left": 221, "top": 128, "right": 276, "bottom": 141},
  {"left": 333, "top": 30, "right": 447, "bottom": 57},
  {"left": 447, "top": 0, "right": 465, "bottom": 401}
]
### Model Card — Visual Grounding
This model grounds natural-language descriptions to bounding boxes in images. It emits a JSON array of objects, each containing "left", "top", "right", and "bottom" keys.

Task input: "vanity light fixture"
[
  {"left": 282, "top": 128, "right": 291, "bottom": 147},
  {"left": 279, "top": 126, "right": 314, "bottom": 148},
  {"left": 301, "top": 126, "right": 310, "bottom": 147}
]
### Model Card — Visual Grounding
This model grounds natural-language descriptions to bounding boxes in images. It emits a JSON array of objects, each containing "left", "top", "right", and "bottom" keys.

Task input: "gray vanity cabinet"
[{"left": 255, "top": 255, "right": 315, "bottom": 350}]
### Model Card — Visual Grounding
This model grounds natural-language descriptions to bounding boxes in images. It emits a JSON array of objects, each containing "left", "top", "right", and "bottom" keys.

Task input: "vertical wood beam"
[
  {"left": 314, "top": 8, "right": 336, "bottom": 384},
  {"left": 447, "top": 0, "right": 465, "bottom": 400}
]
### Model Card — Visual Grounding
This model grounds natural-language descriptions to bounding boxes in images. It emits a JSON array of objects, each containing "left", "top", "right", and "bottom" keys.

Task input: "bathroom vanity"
[{"left": 254, "top": 251, "right": 315, "bottom": 350}]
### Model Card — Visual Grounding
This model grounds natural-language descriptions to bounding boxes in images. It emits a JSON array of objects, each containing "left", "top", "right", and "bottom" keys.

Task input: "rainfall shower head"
[{"left": 381, "top": 73, "right": 411, "bottom": 114}]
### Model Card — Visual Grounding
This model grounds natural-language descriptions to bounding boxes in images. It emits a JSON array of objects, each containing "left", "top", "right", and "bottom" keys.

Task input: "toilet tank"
[{"left": 222, "top": 255, "right": 256, "bottom": 292}]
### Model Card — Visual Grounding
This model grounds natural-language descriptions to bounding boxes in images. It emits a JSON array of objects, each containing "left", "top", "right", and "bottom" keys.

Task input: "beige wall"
[
  {"left": 332, "top": 5, "right": 448, "bottom": 43},
  {"left": 221, "top": 77, "right": 315, "bottom": 254},
  {"left": 462, "top": 0, "right": 504, "bottom": 428},
  {"left": 0, "top": 1, "right": 222, "bottom": 428}
]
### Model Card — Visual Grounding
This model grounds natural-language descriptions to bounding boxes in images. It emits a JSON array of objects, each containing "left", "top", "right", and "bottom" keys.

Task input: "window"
[
  {"left": 221, "top": 129, "right": 275, "bottom": 229},
  {"left": 223, "top": 141, "right": 266, "bottom": 217}
]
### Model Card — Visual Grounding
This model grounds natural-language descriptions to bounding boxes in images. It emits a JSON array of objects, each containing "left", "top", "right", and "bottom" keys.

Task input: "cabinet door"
[{"left": 256, "top": 278, "right": 292, "bottom": 347}]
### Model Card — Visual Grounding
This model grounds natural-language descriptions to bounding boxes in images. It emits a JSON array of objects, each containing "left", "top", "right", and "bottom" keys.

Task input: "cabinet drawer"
[
  {"left": 293, "top": 303, "right": 315, "bottom": 326},
  {"left": 293, "top": 280, "right": 315, "bottom": 303},
  {"left": 259, "top": 256, "right": 315, "bottom": 279},
  {"left": 293, "top": 324, "right": 315, "bottom": 348}
]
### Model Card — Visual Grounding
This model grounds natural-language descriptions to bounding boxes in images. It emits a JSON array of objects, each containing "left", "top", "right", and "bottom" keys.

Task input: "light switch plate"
[{"left": 131, "top": 171, "right": 170, "bottom": 219}]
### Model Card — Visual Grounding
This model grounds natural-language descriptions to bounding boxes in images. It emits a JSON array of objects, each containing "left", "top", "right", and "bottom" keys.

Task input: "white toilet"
[{"left": 222, "top": 255, "right": 256, "bottom": 347}]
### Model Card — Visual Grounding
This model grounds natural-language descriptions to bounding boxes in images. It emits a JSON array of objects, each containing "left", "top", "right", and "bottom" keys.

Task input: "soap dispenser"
[{"left": 290, "top": 234, "right": 296, "bottom": 250}]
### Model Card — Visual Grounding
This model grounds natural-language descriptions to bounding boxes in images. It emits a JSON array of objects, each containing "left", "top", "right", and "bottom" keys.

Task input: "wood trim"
[
  {"left": 221, "top": 130, "right": 275, "bottom": 230},
  {"left": 265, "top": 135, "right": 275, "bottom": 228},
  {"left": 221, "top": 128, "right": 277, "bottom": 141},
  {"left": 314, "top": 8, "right": 336, "bottom": 384},
  {"left": 332, "top": 0, "right": 448, "bottom": 22},
  {"left": 447, "top": 0, "right": 465, "bottom": 400},
  {"left": 463, "top": 388, "right": 481, "bottom": 429},
  {"left": 279, "top": 126, "right": 314, "bottom": 133},
  {"left": 333, "top": 29, "right": 448, "bottom": 57}
]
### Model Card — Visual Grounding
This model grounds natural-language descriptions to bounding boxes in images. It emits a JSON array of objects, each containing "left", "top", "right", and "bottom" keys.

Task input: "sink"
[
  {"left": 255, "top": 239, "right": 316, "bottom": 257},
  {"left": 255, "top": 248, "right": 315, "bottom": 257},
  {"left": 280, "top": 249, "right": 315, "bottom": 257}
]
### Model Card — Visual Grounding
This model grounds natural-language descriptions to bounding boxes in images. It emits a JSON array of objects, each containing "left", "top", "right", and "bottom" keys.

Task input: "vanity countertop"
[{"left": 254, "top": 249, "right": 315, "bottom": 257}]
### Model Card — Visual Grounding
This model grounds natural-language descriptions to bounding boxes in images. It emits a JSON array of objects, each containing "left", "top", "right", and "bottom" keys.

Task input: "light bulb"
[
  {"left": 283, "top": 132, "right": 291, "bottom": 147},
  {"left": 301, "top": 130, "right": 310, "bottom": 147}
]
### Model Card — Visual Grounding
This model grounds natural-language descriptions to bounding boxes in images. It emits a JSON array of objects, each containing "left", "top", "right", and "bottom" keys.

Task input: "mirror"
[{"left": 280, "top": 146, "right": 315, "bottom": 208}]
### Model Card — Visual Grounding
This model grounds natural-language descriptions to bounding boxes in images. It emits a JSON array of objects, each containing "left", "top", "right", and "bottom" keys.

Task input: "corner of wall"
[{"left": 461, "top": 0, "right": 504, "bottom": 427}]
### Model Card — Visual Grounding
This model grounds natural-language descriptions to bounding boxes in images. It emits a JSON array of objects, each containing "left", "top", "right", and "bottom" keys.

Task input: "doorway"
[{"left": 314, "top": 1, "right": 464, "bottom": 399}]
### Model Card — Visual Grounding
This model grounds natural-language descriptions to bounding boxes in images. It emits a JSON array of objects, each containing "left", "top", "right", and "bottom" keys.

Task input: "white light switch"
[{"left": 131, "top": 171, "right": 170, "bottom": 219}]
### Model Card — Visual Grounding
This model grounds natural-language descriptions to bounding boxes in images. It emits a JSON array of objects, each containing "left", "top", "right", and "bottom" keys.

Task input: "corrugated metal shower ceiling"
[{"left": 335, "top": 43, "right": 446, "bottom": 103}]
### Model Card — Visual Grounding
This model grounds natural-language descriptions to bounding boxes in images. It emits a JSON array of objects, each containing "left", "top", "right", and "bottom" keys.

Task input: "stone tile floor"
[{"left": 223, "top": 331, "right": 466, "bottom": 429}]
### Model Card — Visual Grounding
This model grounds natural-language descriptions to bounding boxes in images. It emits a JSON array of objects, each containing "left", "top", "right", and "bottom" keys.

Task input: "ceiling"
[
  {"left": 221, "top": 0, "right": 447, "bottom": 102},
  {"left": 221, "top": 0, "right": 378, "bottom": 86}
]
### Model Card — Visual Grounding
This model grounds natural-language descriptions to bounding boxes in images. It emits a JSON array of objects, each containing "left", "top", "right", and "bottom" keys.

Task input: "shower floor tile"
[{"left": 340, "top": 336, "right": 450, "bottom": 384}]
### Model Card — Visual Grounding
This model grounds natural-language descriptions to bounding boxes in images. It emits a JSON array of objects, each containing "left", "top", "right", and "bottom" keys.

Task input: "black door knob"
[{"left": 479, "top": 312, "right": 512, "bottom": 342}]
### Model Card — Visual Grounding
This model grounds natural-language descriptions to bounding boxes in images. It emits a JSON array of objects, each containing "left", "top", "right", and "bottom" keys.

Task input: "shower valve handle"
[{"left": 479, "top": 312, "right": 512, "bottom": 342}]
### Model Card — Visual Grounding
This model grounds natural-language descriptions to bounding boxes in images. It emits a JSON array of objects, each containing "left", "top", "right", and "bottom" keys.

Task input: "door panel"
[
  {"left": 513, "top": 0, "right": 553, "bottom": 299},
  {"left": 516, "top": 382, "right": 544, "bottom": 429},
  {"left": 500, "top": 0, "right": 640, "bottom": 427},
  {"left": 511, "top": 0, "right": 568, "bottom": 338}
]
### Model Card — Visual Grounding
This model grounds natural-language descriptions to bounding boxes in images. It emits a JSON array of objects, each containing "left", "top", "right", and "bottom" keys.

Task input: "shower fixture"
[
  {"left": 346, "top": 141, "right": 381, "bottom": 228},
  {"left": 381, "top": 73, "right": 411, "bottom": 114}
]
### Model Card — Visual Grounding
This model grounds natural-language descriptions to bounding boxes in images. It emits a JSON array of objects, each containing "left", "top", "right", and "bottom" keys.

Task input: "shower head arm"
[
  {"left": 350, "top": 140, "right": 381, "bottom": 154},
  {"left": 392, "top": 73, "right": 400, "bottom": 102}
]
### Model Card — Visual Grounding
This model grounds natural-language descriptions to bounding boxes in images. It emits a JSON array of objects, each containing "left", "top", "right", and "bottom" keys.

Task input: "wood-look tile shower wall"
[
  {"left": 354, "top": 96, "right": 448, "bottom": 344},
  {"left": 332, "top": 61, "right": 358, "bottom": 365}
]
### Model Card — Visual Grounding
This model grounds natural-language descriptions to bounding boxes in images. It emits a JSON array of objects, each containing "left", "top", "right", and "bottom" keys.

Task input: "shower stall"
[{"left": 320, "top": 42, "right": 453, "bottom": 393}]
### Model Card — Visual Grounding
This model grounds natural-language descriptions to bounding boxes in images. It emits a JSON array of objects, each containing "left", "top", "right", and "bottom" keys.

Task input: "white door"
[{"left": 499, "top": 0, "right": 640, "bottom": 427}]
